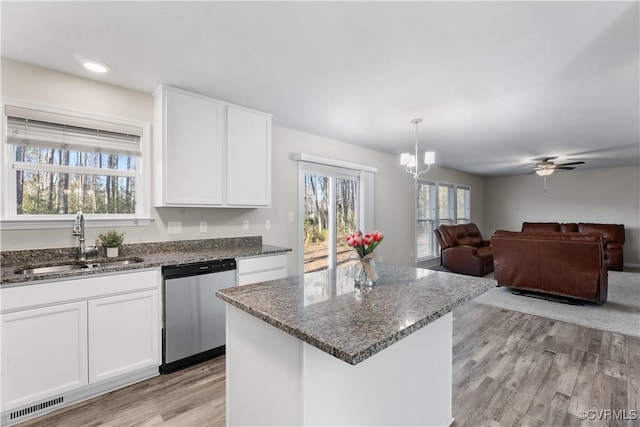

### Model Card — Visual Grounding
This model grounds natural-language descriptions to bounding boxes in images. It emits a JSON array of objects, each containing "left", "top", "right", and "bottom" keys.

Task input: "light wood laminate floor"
[{"left": 19, "top": 301, "right": 640, "bottom": 427}]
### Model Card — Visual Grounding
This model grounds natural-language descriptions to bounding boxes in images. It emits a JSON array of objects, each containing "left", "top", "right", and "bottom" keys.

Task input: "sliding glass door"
[{"left": 302, "top": 166, "right": 359, "bottom": 273}]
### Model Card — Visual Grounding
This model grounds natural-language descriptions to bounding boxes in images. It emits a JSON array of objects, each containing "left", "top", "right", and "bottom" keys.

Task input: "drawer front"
[
  {"left": 237, "top": 254, "right": 287, "bottom": 275},
  {"left": 237, "top": 268, "right": 288, "bottom": 286},
  {"left": 1, "top": 269, "right": 160, "bottom": 313}
]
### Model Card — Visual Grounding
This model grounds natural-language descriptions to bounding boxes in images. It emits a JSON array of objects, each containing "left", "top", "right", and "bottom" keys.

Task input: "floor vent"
[{"left": 10, "top": 396, "right": 64, "bottom": 420}]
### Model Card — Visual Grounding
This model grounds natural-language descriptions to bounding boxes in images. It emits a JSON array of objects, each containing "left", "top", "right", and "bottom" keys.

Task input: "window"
[
  {"left": 2, "top": 102, "right": 150, "bottom": 227},
  {"left": 416, "top": 180, "right": 471, "bottom": 261}
]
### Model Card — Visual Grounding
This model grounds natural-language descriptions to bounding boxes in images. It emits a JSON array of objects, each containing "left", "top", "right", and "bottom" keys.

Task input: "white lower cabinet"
[
  {"left": 88, "top": 290, "right": 159, "bottom": 383},
  {"left": 1, "top": 302, "right": 89, "bottom": 411},
  {"left": 1, "top": 269, "right": 160, "bottom": 425}
]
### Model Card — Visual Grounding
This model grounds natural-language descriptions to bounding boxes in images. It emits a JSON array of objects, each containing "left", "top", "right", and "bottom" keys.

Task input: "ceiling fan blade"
[
  {"left": 557, "top": 161, "right": 585, "bottom": 167},
  {"left": 533, "top": 156, "right": 558, "bottom": 163},
  {"left": 556, "top": 166, "right": 576, "bottom": 170}
]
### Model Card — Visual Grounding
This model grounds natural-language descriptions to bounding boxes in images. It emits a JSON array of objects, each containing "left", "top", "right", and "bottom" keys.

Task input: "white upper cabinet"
[
  {"left": 226, "top": 105, "right": 272, "bottom": 207},
  {"left": 153, "top": 86, "right": 224, "bottom": 206},
  {"left": 153, "top": 85, "right": 272, "bottom": 208}
]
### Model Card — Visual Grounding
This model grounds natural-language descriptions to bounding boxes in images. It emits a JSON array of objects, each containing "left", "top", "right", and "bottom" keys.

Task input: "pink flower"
[
  {"left": 346, "top": 229, "right": 384, "bottom": 258},
  {"left": 346, "top": 234, "right": 355, "bottom": 247}
]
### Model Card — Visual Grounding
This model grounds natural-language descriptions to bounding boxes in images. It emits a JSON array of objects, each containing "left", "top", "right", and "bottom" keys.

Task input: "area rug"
[{"left": 468, "top": 270, "right": 640, "bottom": 337}]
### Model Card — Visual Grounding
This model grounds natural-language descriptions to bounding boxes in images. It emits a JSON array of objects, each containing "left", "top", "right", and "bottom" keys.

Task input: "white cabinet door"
[
  {"left": 154, "top": 85, "right": 224, "bottom": 206},
  {"left": 88, "top": 290, "right": 160, "bottom": 384},
  {"left": 226, "top": 106, "right": 272, "bottom": 207},
  {"left": 1, "top": 302, "right": 88, "bottom": 411}
]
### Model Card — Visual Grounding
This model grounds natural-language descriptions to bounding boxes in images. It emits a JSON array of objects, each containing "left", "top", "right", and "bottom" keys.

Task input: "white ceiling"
[{"left": 2, "top": 1, "right": 639, "bottom": 176}]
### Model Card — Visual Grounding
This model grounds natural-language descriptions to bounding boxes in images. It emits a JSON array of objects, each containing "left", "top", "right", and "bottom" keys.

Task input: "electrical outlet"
[
  {"left": 265, "top": 219, "right": 271, "bottom": 229},
  {"left": 200, "top": 221, "right": 207, "bottom": 233},
  {"left": 288, "top": 212, "right": 294, "bottom": 222},
  {"left": 242, "top": 220, "right": 249, "bottom": 231},
  {"left": 168, "top": 221, "right": 182, "bottom": 235}
]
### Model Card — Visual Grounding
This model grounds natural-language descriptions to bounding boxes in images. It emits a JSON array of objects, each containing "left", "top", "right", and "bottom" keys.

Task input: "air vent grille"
[{"left": 10, "top": 396, "right": 64, "bottom": 420}]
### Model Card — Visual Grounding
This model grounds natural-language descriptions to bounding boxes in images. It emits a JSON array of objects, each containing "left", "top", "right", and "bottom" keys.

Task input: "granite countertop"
[
  {"left": 216, "top": 263, "right": 496, "bottom": 365},
  {"left": 1, "top": 237, "right": 290, "bottom": 287}
]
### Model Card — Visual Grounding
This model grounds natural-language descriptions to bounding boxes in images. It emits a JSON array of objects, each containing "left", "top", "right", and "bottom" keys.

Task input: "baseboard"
[{"left": 623, "top": 262, "right": 640, "bottom": 269}]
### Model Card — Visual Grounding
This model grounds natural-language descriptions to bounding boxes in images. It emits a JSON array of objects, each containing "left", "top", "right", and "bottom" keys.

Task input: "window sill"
[{"left": 0, "top": 217, "right": 153, "bottom": 231}]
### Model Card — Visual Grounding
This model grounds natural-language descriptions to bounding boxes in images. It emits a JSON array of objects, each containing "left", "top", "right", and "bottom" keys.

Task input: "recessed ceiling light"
[{"left": 80, "top": 59, "right": 111, "bottom": 73}]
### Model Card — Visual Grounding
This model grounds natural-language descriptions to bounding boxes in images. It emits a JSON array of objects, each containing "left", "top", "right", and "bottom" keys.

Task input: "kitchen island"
[{"left": 216, "top": 263, "right": 495, "bottom": 426}]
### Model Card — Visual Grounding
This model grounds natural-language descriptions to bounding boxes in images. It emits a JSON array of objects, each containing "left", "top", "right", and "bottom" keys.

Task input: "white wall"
[
  {"left": 484, "top": 165, "right": 640, "bottom": 266},
  {"left": 4, "top": 60, "right": 633, "bottom": 270},
  {"left": 1, "top": 59, "right": 486, "bottom": 272}
]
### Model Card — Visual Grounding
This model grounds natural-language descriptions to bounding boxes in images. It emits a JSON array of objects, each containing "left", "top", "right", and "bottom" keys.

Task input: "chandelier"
[{"left": 400, "top": 118, "right": 435, "bottom": 179}]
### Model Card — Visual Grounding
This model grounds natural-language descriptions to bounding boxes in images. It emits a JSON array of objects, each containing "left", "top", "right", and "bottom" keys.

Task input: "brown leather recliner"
[
  {"left": 492, "top": 230, "right": 608, "bottom": 304},
  {"left": 434, "top": 223, "right": 493, "bottom": 277},
  {"left": 521, "top": 222, "right": 625, "bottom": 270}
]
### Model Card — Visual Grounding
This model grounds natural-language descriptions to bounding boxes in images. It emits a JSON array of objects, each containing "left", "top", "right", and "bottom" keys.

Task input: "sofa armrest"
[
  {"left": 607, "top": 242, "right": 623, "bottom": 251},
  {"left": 443, "top": 245, "right": 479, "bottom": 257}
]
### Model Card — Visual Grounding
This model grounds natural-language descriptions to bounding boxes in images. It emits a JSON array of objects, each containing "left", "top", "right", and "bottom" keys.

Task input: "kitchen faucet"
[{"left": 73, "top": 210, "right": 97, "bottom": 260}]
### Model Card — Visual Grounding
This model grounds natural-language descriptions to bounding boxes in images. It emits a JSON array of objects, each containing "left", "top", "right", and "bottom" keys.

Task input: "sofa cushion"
[
  {"left": 521, "top": 222, "right": 560, "bottom": 232},
  {"left": 578, "top": 223, "right": 625, "bottom": 245},
  {"left": 439, "top": 223, "right": 484, "bottom": 248},
  {"left": 560, "top": 223, "right": 579, "bottom": 232}
]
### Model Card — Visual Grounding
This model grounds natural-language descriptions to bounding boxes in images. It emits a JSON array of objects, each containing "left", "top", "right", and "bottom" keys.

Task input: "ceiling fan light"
[{"left": 535, "top": 168, "right": 554, "bottom": 176}]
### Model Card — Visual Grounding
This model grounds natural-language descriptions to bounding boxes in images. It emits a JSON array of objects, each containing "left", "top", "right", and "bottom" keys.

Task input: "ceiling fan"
[{"left": 534, "top": 158, "right": 586, "bottom": 176}]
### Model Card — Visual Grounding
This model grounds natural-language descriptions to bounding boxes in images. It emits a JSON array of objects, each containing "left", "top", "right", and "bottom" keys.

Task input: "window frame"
[
  {"left": 415, "top": 179, "right": 471, "bottom": 262},
  {"left": 1, "top": 98, "right": 152, "bottom": 230}
]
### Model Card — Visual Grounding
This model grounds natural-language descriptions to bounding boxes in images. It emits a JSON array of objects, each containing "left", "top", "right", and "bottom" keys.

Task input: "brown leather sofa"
[
  {"left": 434, "top": 223, "right": 493, "bottom": 277},
  {"left": 522, "top": 222, "right": 625, "bottom": 270},
  {"left": 491, "top": 230, "right": 608, "bottom": 304}
]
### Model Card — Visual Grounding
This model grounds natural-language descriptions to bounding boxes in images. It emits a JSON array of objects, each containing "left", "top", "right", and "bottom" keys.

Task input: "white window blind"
[
  {"left": 417, "top": 181, "right": 437, "bottom": 261},
  {"left": 6, "top": 106, "right": 141, "bottom": 156}
]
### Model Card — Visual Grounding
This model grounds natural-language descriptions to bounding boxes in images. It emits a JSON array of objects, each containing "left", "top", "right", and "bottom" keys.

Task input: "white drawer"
[
  {"left": 1, "top": 269, "right": 160, "bottom": 313},
  {"left": 237, "top": 268, "right": 288, "bottom": 286},
  {"left": 237, "top": 254, "right": 287, "bottom": 275},
  {"left": 237, "top": 254, "right": 288, "bottom": 286}
]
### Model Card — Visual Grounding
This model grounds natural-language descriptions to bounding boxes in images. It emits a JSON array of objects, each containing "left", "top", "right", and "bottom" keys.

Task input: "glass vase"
[{"left": 353, "top": 256, "right": 377, "bottom": 287}]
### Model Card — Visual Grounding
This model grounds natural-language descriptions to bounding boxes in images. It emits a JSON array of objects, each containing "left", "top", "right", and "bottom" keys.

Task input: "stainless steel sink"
[
  {"left": 16, "top": 263, "right": 90, "bottom": 275},
  {"left": 15, "top": 258, "right": 144, "bottom": 275},
  {"left": 84, "top": 259, "right": 143, "bottom": 269}
]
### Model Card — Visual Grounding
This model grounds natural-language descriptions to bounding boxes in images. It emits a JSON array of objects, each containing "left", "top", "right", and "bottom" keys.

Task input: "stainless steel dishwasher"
[{"left": 161, "top": 259, "right": 236, "bottom": 373}]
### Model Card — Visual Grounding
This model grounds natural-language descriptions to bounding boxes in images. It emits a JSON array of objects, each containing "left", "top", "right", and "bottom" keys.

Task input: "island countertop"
[{"left": 216, "top": 263, "right": 495, "bottom": 365}]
